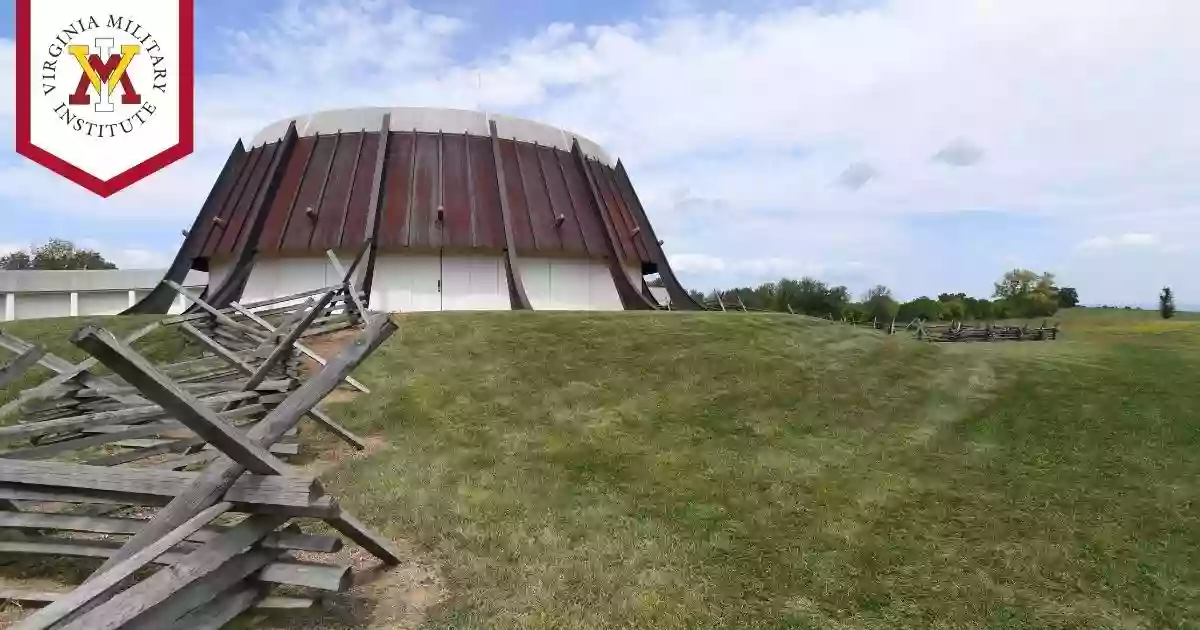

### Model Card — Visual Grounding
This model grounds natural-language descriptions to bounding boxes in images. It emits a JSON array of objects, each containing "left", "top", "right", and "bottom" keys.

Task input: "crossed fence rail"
[{"left": 0, "top": 245, "right": 402, "bottom": 629}]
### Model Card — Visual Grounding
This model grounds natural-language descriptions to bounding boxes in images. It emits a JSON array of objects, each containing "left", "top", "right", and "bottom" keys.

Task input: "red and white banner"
[{"left": 16, "top": 0, "right": 194, "bottom": 197}]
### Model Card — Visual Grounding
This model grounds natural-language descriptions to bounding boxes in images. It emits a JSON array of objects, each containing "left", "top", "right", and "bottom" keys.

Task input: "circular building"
[{"left": 130, "top": 107, "right": 701, "bottom": 314}]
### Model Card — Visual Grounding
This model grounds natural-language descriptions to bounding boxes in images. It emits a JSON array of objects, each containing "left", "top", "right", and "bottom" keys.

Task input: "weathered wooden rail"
[{"left": 0, "top": 247, "right": 401, "bottom": 629}]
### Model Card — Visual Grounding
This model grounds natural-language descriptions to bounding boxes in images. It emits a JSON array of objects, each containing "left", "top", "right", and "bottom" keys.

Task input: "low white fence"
[{"left": 0, "top": 269, "right": 208, "bottom": 321}]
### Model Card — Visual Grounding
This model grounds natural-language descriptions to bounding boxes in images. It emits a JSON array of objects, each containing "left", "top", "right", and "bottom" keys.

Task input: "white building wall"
[
  {"left": 370, "top": 254, "right": 509, "bottom": 312},
  {"left": 520, "top": 258, "right": 622, "bottom": 311},
  {"left": 78, "top": 291, "right": 132, "bottom": 317},
  {"left": 0, "top": 269, "right": 207, "bottom": 321},
  {"left": 13, "top": 293, "right": 70, "bottom": 320},
  {"left": 440, "top": 256, "right": 510, "bottom": 311},
  {"left": 210, "top": 254, "right": 620, "bottom": 313}
]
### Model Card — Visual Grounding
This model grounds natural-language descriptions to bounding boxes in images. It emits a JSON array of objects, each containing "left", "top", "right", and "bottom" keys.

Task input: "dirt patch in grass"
[
  {"left": 298, "top": 328, "right": 364, "bottom": 405},
  {"left": 238, "top": 537, "right": 445, "bottom": 630}
]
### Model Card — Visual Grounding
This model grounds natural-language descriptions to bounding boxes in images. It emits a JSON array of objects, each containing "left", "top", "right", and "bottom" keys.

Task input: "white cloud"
[
  {"left": 669, "top": 253, "right": 726, "bottom": 273},
  {"left": 1075, "top": 232, "right": 1160, "bottom": 252},
  {"left": 2, "top": 0, "right": 1199, "bottom": 302}
]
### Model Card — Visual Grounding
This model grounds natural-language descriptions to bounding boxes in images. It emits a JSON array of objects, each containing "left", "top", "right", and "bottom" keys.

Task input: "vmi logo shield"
[{"left": 16, "top": 0, "right": 194, "bottom": 198}]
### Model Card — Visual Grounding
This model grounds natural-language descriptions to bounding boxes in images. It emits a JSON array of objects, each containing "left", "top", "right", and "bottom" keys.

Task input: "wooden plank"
[
  {"left": 70, "top": 326, "right": 291, "bottom": 476},
  {"left": 83, "top": 436, "right": 207, "bottom": 466},
  {"left": 85, "top": 314, "right": 397, "bottom": 576},
  {"left": 180, "top": 322, "right": 257, "bottom": 374},
  {"left": 140, "top": 450, "right": 220, "bottom": 471},
  {"left": 259, "top": 559, "right": 352, "bottom": 591},
  {"left": 59, "top": 514, "right": 289, "bottom": 630},
  {"left": 0, "top": 379, "right": 270, "bottom": 443},
  {"left": 326, "top": 249, "right": 369, "bottom": 322},
  {"left": 328, "top": 509, "right": 401, "bottom": 565},
  {"left": 3, "top": 423, "right": 189, "bottom": 460},
  {"left": 242, "top": 289, "right": 336, "bottom": 391},
  {"left": 159, "top": 585, "right": 264, "bottom": 630},
  {"left": 0, "top": 518, "right": 339, "bottom": 552},
  {"left": 9, "top": 502, "right": 231, "bottom": 630},
  {"left": 0, "top": 588, "right": 311, "bottom": 610},
  {"left": 0, "top": 326, "right": 155, "bottom": 420},
  {"left": 229, "top": 302, "right": 370, "bottom": 393},
  {"left": 0, "top": 459, "right": 324, "bottom": 509},
  {"left": 0, "top": 537, "right": 191, "bottom": 564},
  {"left": 0, "top": 345, "right": 45, "bottom": 388},
  {"left": 164, "top": 280, "right": 268, "bottom": 339},
  {"left": 306, "top": 406, "right": 368, "bottom": 450}
]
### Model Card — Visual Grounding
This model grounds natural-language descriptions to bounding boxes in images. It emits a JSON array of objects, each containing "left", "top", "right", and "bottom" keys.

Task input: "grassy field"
[{"left": 1, "top": 308, "right": 1198, "bottom": 629}]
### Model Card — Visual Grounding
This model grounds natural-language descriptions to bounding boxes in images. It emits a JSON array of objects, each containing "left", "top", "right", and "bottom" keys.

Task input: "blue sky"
[{"left": 1, "top": 0, "right": 1197, "bottom": 307}]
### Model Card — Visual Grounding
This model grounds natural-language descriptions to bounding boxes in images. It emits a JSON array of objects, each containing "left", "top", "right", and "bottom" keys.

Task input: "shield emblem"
[{"left": 15, "top": 0, "right": 194, "bottom": 198}]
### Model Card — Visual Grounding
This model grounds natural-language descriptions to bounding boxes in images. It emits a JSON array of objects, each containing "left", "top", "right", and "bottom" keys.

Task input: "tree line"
[
  {"left": 686, "top": 269, "right": 1080, "bottom": 322},
  {"left": 1, "top": 239, "right": 117, "bottom": 270}
]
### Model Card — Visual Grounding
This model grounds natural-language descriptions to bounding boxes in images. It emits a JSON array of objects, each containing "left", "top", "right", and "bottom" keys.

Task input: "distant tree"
[
  {"left": 993, "top": 269, "right": 1058, "bottom": 318},
  {"left": 897, "top": 296, "right": 943, "bottom": 322},
  {"left": 1057, "top": 287, "right": 1080, "bottom": 308},
  {"left": 0, "top": 238, "right": 117, "bottom": 270},
  {"left": 0, "top": 250, "right": 31, "bottom": 270},
  {"left": 687, "top": 289, "right": 706, "bottom": 305},
  {"left": 991, "top": 299, "right": 1013, "bottom": 320},
  {"left": 648, "top": 277, "right": 664, "bottom": 288},
  {"left": 941, "top": 298, "right": 967, "bottom": 321},
  {"left": 860, "top": 284, "right": 898, "bottom": 323},
  {"left": 843, "top": 302, "right": 870, "bottom": 324},
  {"left": 1160, "top": 286, "right": 1176, "bottom": 319}
]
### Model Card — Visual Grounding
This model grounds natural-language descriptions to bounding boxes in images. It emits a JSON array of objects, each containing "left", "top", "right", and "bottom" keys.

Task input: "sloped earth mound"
[{"left": 5, "top": 310, "right": 1200, "bottom": 629}]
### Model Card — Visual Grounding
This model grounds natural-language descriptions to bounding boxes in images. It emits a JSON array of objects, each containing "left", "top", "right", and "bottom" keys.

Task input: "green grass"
[{"left": 2, "top": 309, "right": 1198, "bottom": 629}]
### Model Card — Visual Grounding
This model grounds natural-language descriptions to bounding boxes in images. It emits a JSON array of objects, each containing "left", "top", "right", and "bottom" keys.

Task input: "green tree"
[
  {"left": 0, "top": 238, "right": 117, "bottom": 270},
  {"left": 1058, "top": 287, "right": 1080, "bottom": 308},
  {"left": 992, "top": 269, "right": 1059, "bottom": 318},
  {"left": 941, "top": 298, "right": 967, "bottom": 321},
  {"left": 1160, "top": 286, "right": 1176, "bottom": 319},
  {"left": 897, "top": 296, "right": 943, "bottom": 321},
  {"left": 862, "top": 285, "right": 899, "bottom": 323}
]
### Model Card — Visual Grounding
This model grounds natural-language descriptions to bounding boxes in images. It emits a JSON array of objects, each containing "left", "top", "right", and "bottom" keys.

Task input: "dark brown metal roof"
[
  {"left": 190, "top": 129, "right": 655, "bottom": 267},
  {"left": 128, "top": 113, "right": 708, "bottom": 314}
]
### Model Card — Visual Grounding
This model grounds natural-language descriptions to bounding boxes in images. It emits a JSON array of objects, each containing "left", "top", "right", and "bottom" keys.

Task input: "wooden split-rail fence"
[
  {"left": 693, "top": 300, "right": 1063, "bottom": 344},
  {"left": 0, "top": 246, "right": 403, "bottom": 629}
]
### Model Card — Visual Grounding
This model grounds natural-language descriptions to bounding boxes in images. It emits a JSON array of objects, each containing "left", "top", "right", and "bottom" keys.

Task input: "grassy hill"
[{"left": 2, "top": 308, "right": 1198, "bottom": 629}]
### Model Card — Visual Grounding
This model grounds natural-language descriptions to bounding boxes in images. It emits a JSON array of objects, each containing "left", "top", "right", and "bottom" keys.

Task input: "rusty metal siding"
[
  {"left": 498, "top": 139, "right": 536, "bottom": 252},
  {"left": 377, "top": 131, "right": 416, "bottom": 250},
  {"left": 280, "top": 134, "right": 336, "bottom": 253},
  {"left": 535, "top": 144, "right": 585, "bottom": 256},
  {"left": 189, "top": 146, "right": 246, "bottom": 261},
  {"left": 441, "top": 132, "right": 473, "bottom": 250},
  {"left": 257, "top": 135, "right": 315, "bottom": 252},
  {"left": 517, "top": 141, "right": 562, "bottom": 253},
  {"left": 215, "top": 142, "right": 277, "bottom": 256},
  {"left": 596, "top": 162, "right": 651, "bottom": 264},
  {"left": 198, "top": 145, "right": 263, "bottom": 258},
  {"left": 585, "top": 158, "right": 633, "bottom": 264},
  {"left": 556, "top": 149, "right": 608, "bottom": 258},
  {"left": 408, "top": 132, "right": 439, "bottom": 250},
  {"left": 311, "top": 131, "right": 365, "bottom": 249},
  {"left": 342, "top": 132, "right": 380, "bottom": 246},
  {"left": 191, "top": 128, "right": 659, "bottom": 269},
  {"left": 469, "top": 135, "right": 504, "bottom": 250}
]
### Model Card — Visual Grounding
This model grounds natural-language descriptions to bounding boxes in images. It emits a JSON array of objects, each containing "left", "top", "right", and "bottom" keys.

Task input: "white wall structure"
[
  {"left": 371, "top": 254, "right": 510, "bottom": 312},
  {"left": 520, "top": 258, "right": 623, "bottom": 311},
  {"left": 0, "top": 270, "right": 207, "bottom": 322}
]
